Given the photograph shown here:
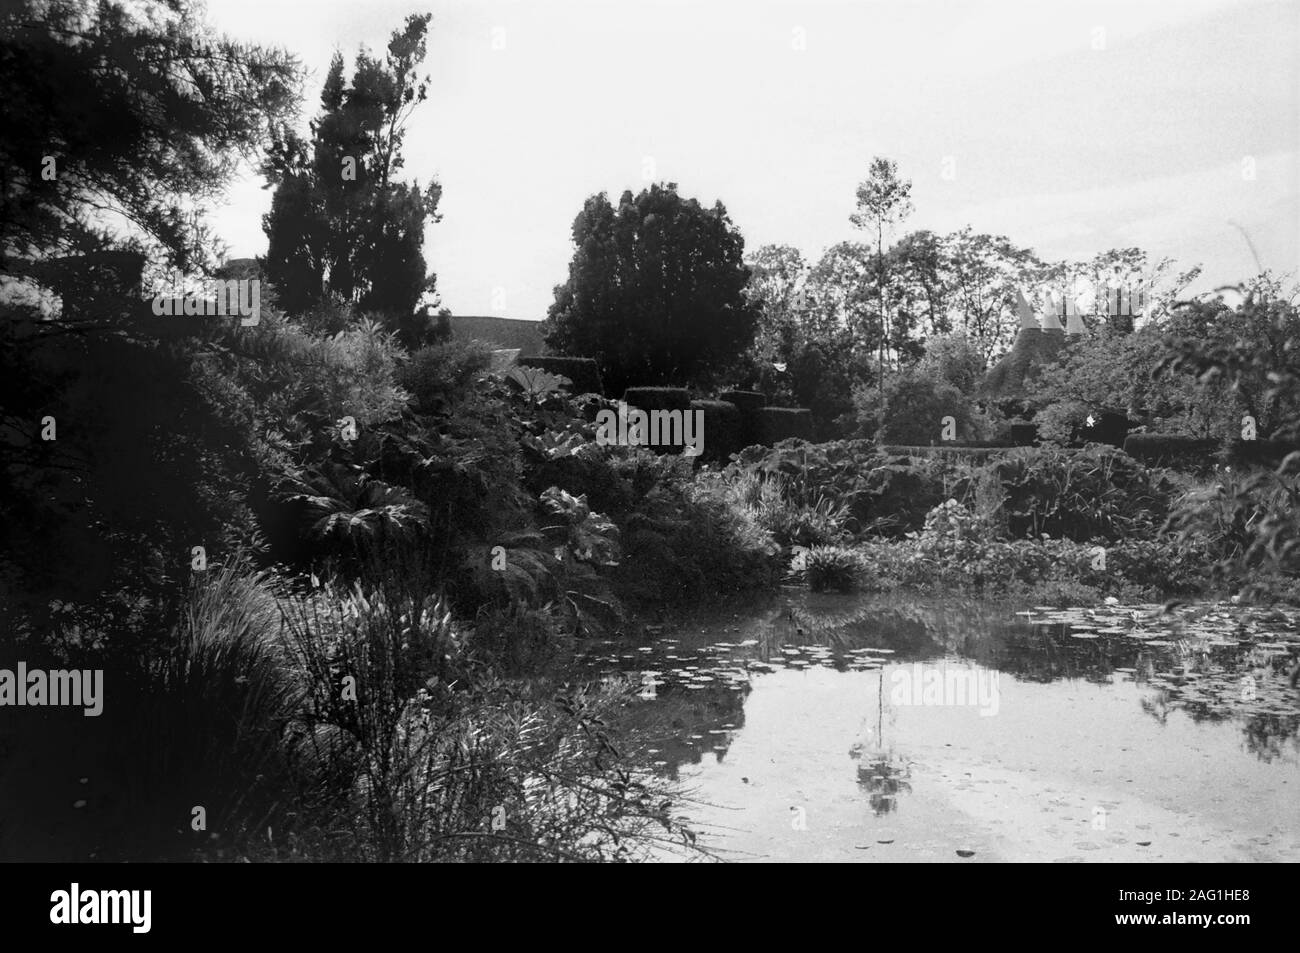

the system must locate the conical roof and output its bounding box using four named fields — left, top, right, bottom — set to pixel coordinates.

left=1014, top=289, right=1038, bottom=330
left=982, top=325, right=1066, bottom=399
